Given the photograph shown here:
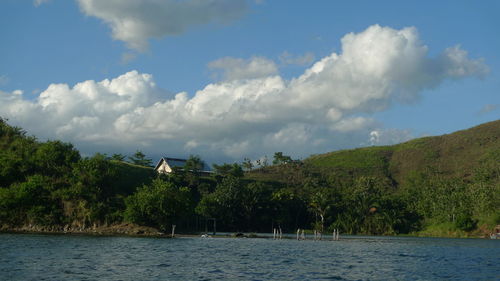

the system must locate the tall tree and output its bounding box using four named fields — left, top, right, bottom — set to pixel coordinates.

left=185, top=155, right=205, bottom=173
left=213, top=163, right=244, bottom=178
left=110, top=153, right=126, bottom=161
left=129, top=150, right=152, bottom=167
left=184, top=155, right=206, bottom=187
left=124, top=179, right=192, bottom=231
